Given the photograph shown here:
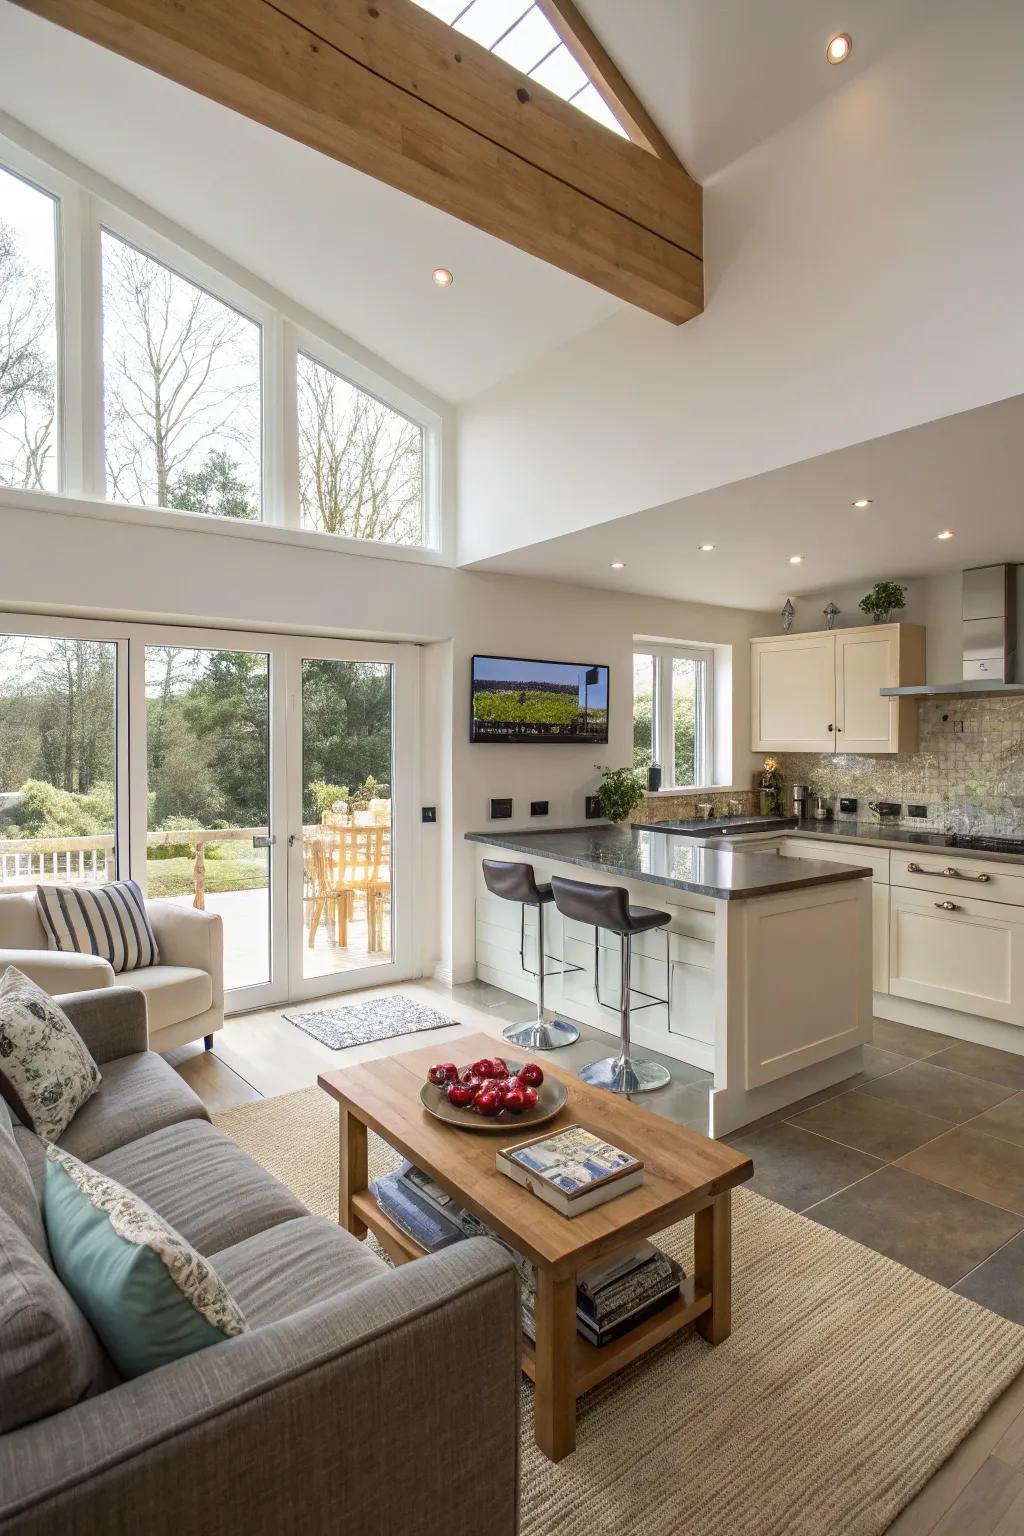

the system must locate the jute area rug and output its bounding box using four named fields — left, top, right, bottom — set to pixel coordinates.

left=213, top=1087, right=1024, bottom=1536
